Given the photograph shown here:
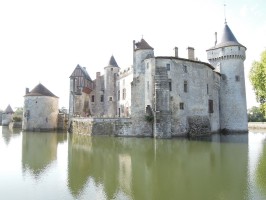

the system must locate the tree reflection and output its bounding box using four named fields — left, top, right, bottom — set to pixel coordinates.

left=67, top=134, right=249, bottom=200
left=21, top=132, right=67, bottom=178
left=256, top=142, right=266, bottom=195
left=1, top=126, right=21, bottom=145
